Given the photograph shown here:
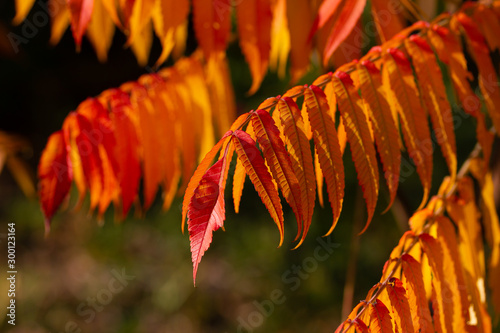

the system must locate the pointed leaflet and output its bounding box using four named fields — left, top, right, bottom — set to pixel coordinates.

left=434, top=216, right=470, bottom=332
left=67, top=0, right=94, bottom=48
left=86, top=0, right=115, bottom=62
left=252, top=109, right=303, bottom=237
left=182, top=131, right=232, bottom=232
left=105, top=89, right=141, bottom=218
left=426, top=24, right=494, bottom=164
left=356, top=59, right=400, bottom=210
left=332, top=72, right=378, bottom=233
left=236, top=0, right=272, bottom=94
left=77, top=98, right=119, bottom=218
left=381, top=48, right=432, bottom=209
left=232, top=130, right=284, bottom=246
left=314, top=150, right=324, bottom=208
left=384, top=277, right=414, bottom=332
left=49, top=0, right=70, bottom=46
left=188, top=156, right=228, bottom=285
left=322, top=0, right=366, bottom=65
left=419, top=233, right=454, bottom=333
left=286, top=0, right=313, bottom=82
left=277, top=97, right=315, bottom=246
left=405, top=35, right=457, bottom=184
left=130, top=21, right=153, bottom=66
left=230, top=114, right=255, bottom=214
left=304, top=85, right=344, bottom=235
left=368, top=299, right=394, bottom=333
left=152, top=0, right=188, bottom=64
left=454, top=13, right=500, bottom=133
left=13, top=0, right=36, bottom=25
left=126, top=0, right=155, bottom=46
left=63, top=113, right=103, bottom=212
left=193, top=0, right=231, bottom=59
left=38, top=131, right=72, bottom=231
left=401, top=254, right=433, bottom=333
